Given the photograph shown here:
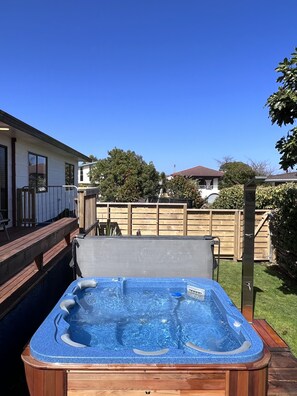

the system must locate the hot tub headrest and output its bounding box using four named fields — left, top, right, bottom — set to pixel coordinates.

left=73, top=236, right=216, bottom=279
